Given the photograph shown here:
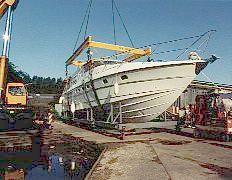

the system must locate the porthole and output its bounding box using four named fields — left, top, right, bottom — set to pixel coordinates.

left=121, top=75, right=128, bottom=80
left=103, top=79, right=108, bottom=84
